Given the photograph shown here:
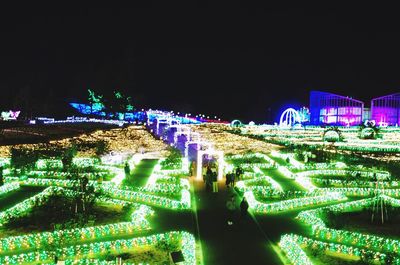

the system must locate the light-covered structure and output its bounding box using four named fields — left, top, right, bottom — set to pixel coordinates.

left=371, top=93, right=400, bottom=126
left=309, top=91, right=364, bottom=126
left=279, top=108, right=301, bottom=127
